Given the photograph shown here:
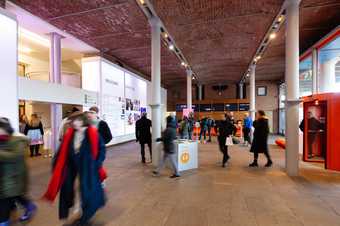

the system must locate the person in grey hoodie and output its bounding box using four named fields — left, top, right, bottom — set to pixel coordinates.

left=153, top=115, right=180, bottom=178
